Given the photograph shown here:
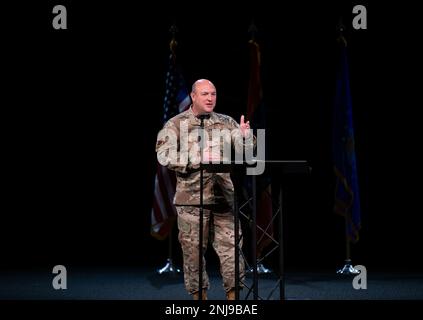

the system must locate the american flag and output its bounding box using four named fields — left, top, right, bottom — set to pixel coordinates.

left=151, top=38, right=190, bottom=240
